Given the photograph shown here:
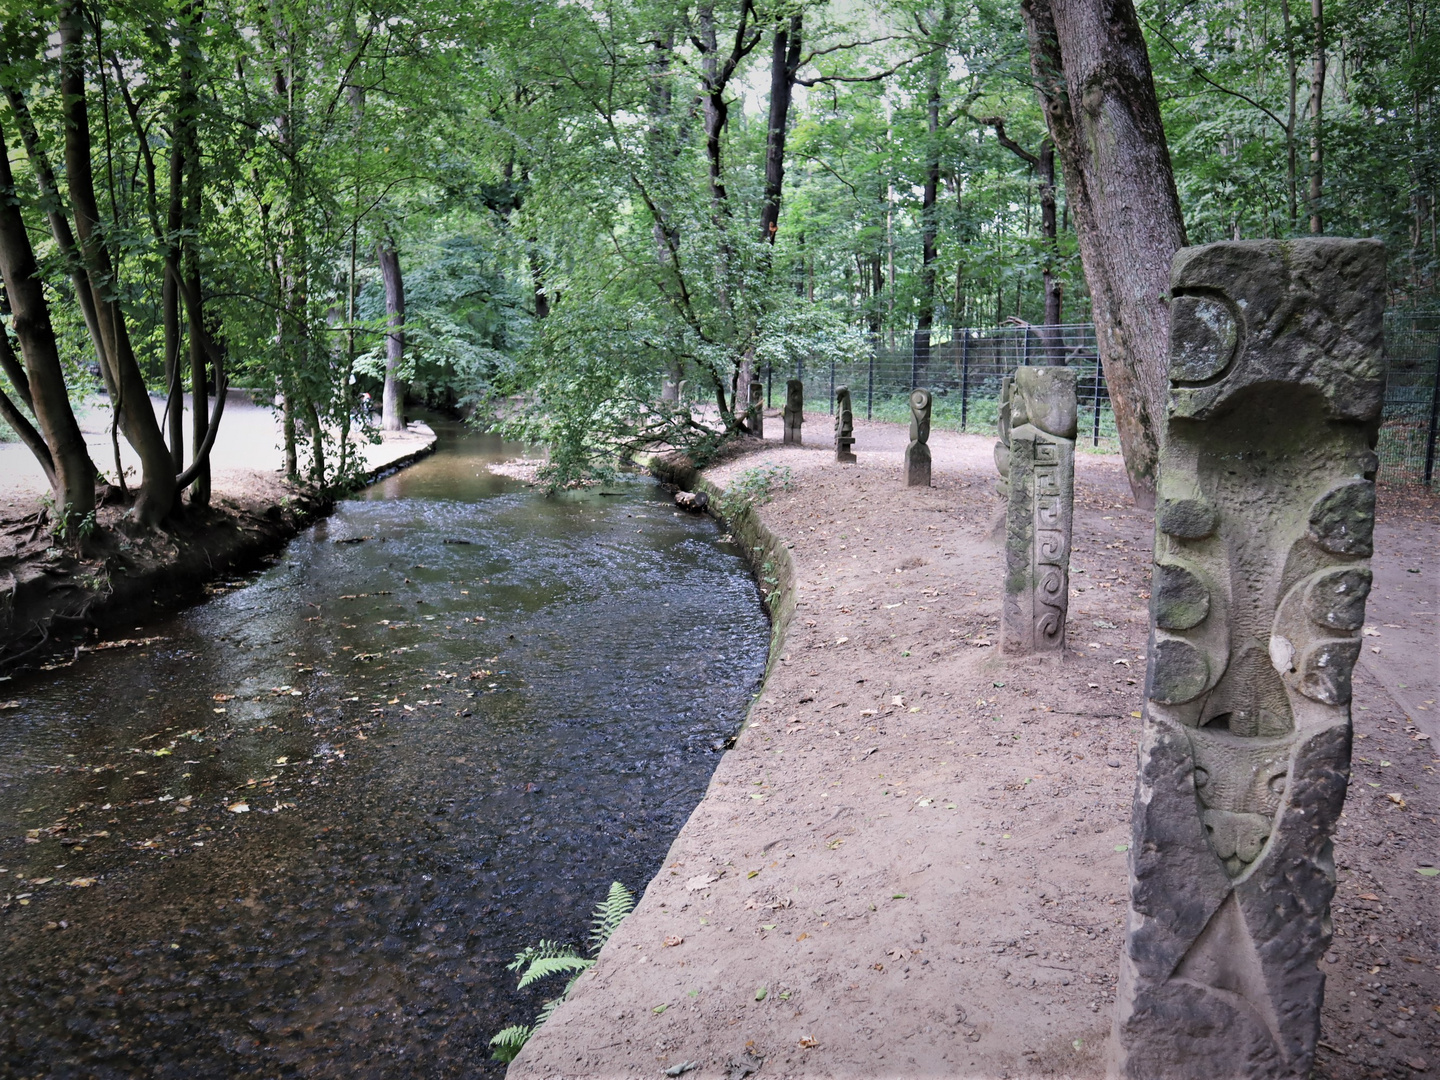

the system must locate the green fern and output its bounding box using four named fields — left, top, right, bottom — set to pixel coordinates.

left=488, top=881, right=636, bottom=1062
left=516, top=953, right=594, bottom=990
left=589, top=881, right=637, bottom=953
left=488, top=1024, right=534, bottom=1063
